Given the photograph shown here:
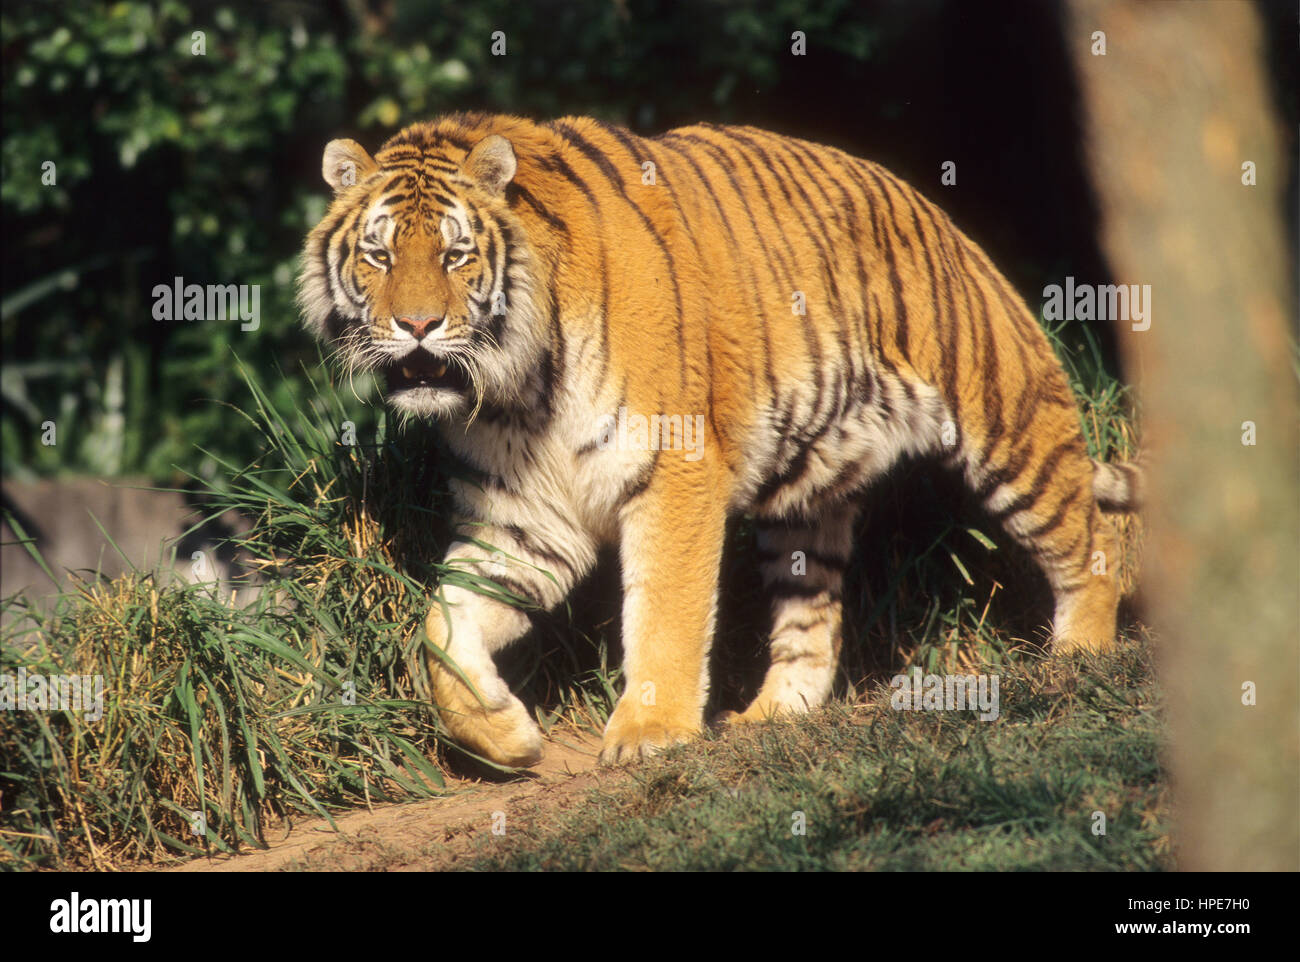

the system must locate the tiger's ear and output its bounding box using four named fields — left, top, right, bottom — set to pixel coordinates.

left=322, top=139, right=376, bottom=193
left=463, top=135, right=516, bottom=195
